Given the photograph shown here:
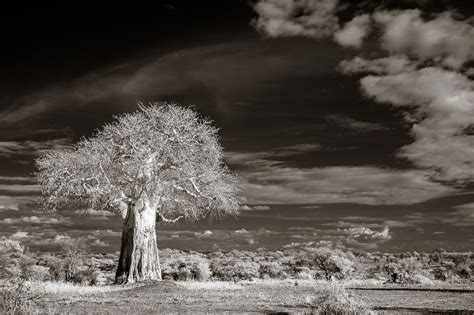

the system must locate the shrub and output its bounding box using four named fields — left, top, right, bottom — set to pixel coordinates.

left=294, top=266, right=314, bottom=280
left=41, top=255, right=65, bottom=281
left=61, top=241, right=85, bottom=282
left=298, top=247, right=354, bottom=280
left=0, top=239, right=24, bottom=254
left=1, top=277, right=42, bottom=314
left=71, top=267, right=100, bottom=285
left=455, top=264, right=471, bottom=279
left=161, top=250, right=210, bottom=281
left=383, top=259, right=423, bottom=284
left=210, top=255, right=259, bottom=281
left=27, top=265, right=50, bottom=282
left=258, top=261, right=287, bottom=279
left=433, top=266, right=450, bottom=281
left=308, top=281, right=371, bottom=314
left=3, top=253, right=37, bottom=281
